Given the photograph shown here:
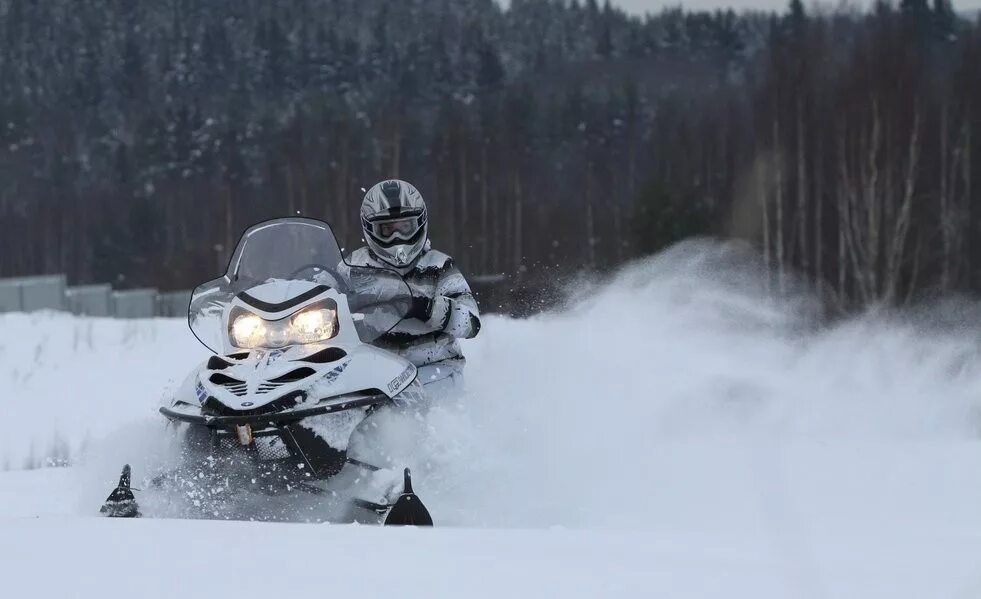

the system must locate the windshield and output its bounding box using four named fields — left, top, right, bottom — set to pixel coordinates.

left=188, top=217, right=410, bottom=353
